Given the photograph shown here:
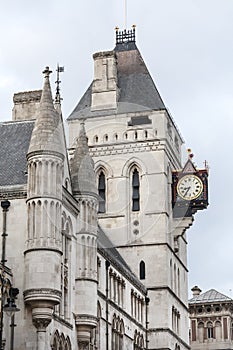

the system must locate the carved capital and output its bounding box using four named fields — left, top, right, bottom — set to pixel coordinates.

left=78, top=341, right=89, bottom=350
left=33, top=317, right=51, bottom=331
